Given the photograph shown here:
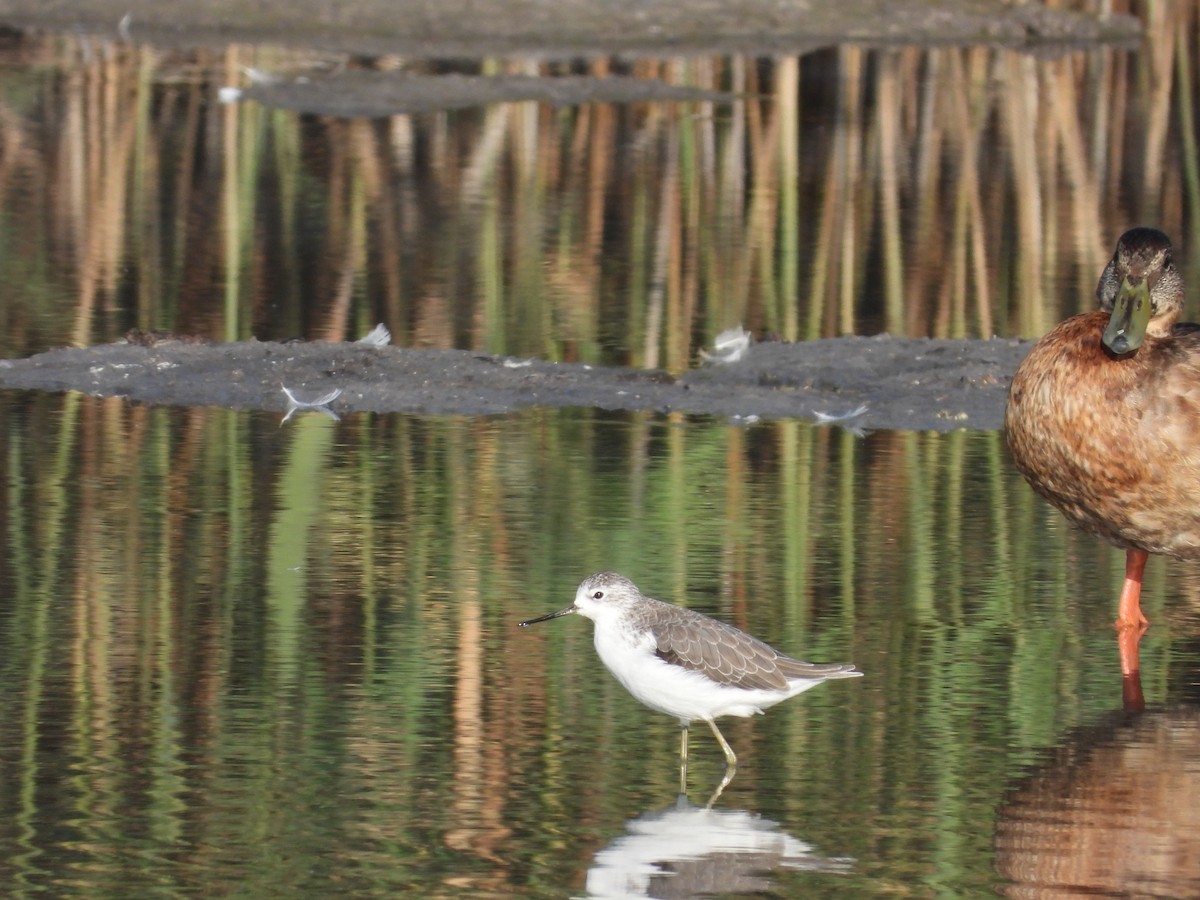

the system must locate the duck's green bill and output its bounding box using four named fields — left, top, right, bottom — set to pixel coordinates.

left=1102, top=276, right=1152, bottom=355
